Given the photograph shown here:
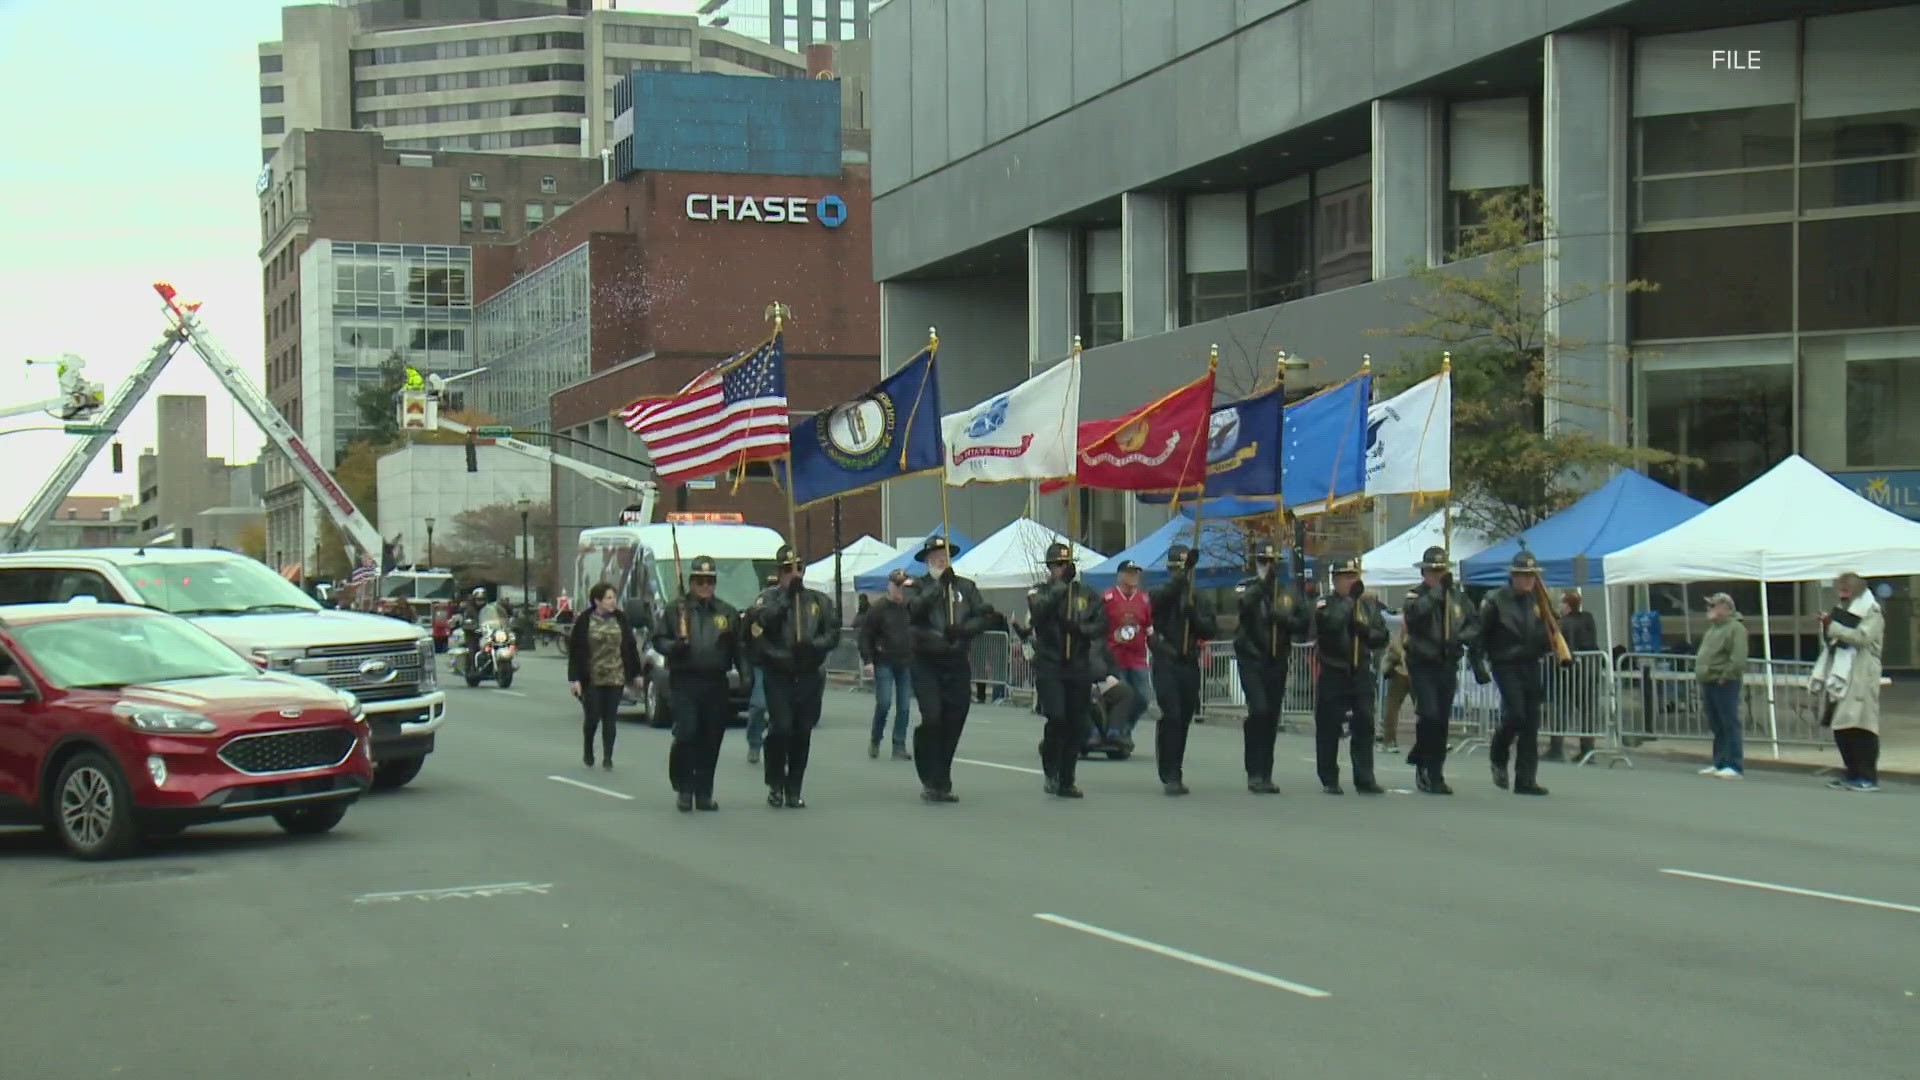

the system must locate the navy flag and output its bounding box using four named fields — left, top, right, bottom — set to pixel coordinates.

left=789, top=346, right=943, bottom=507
